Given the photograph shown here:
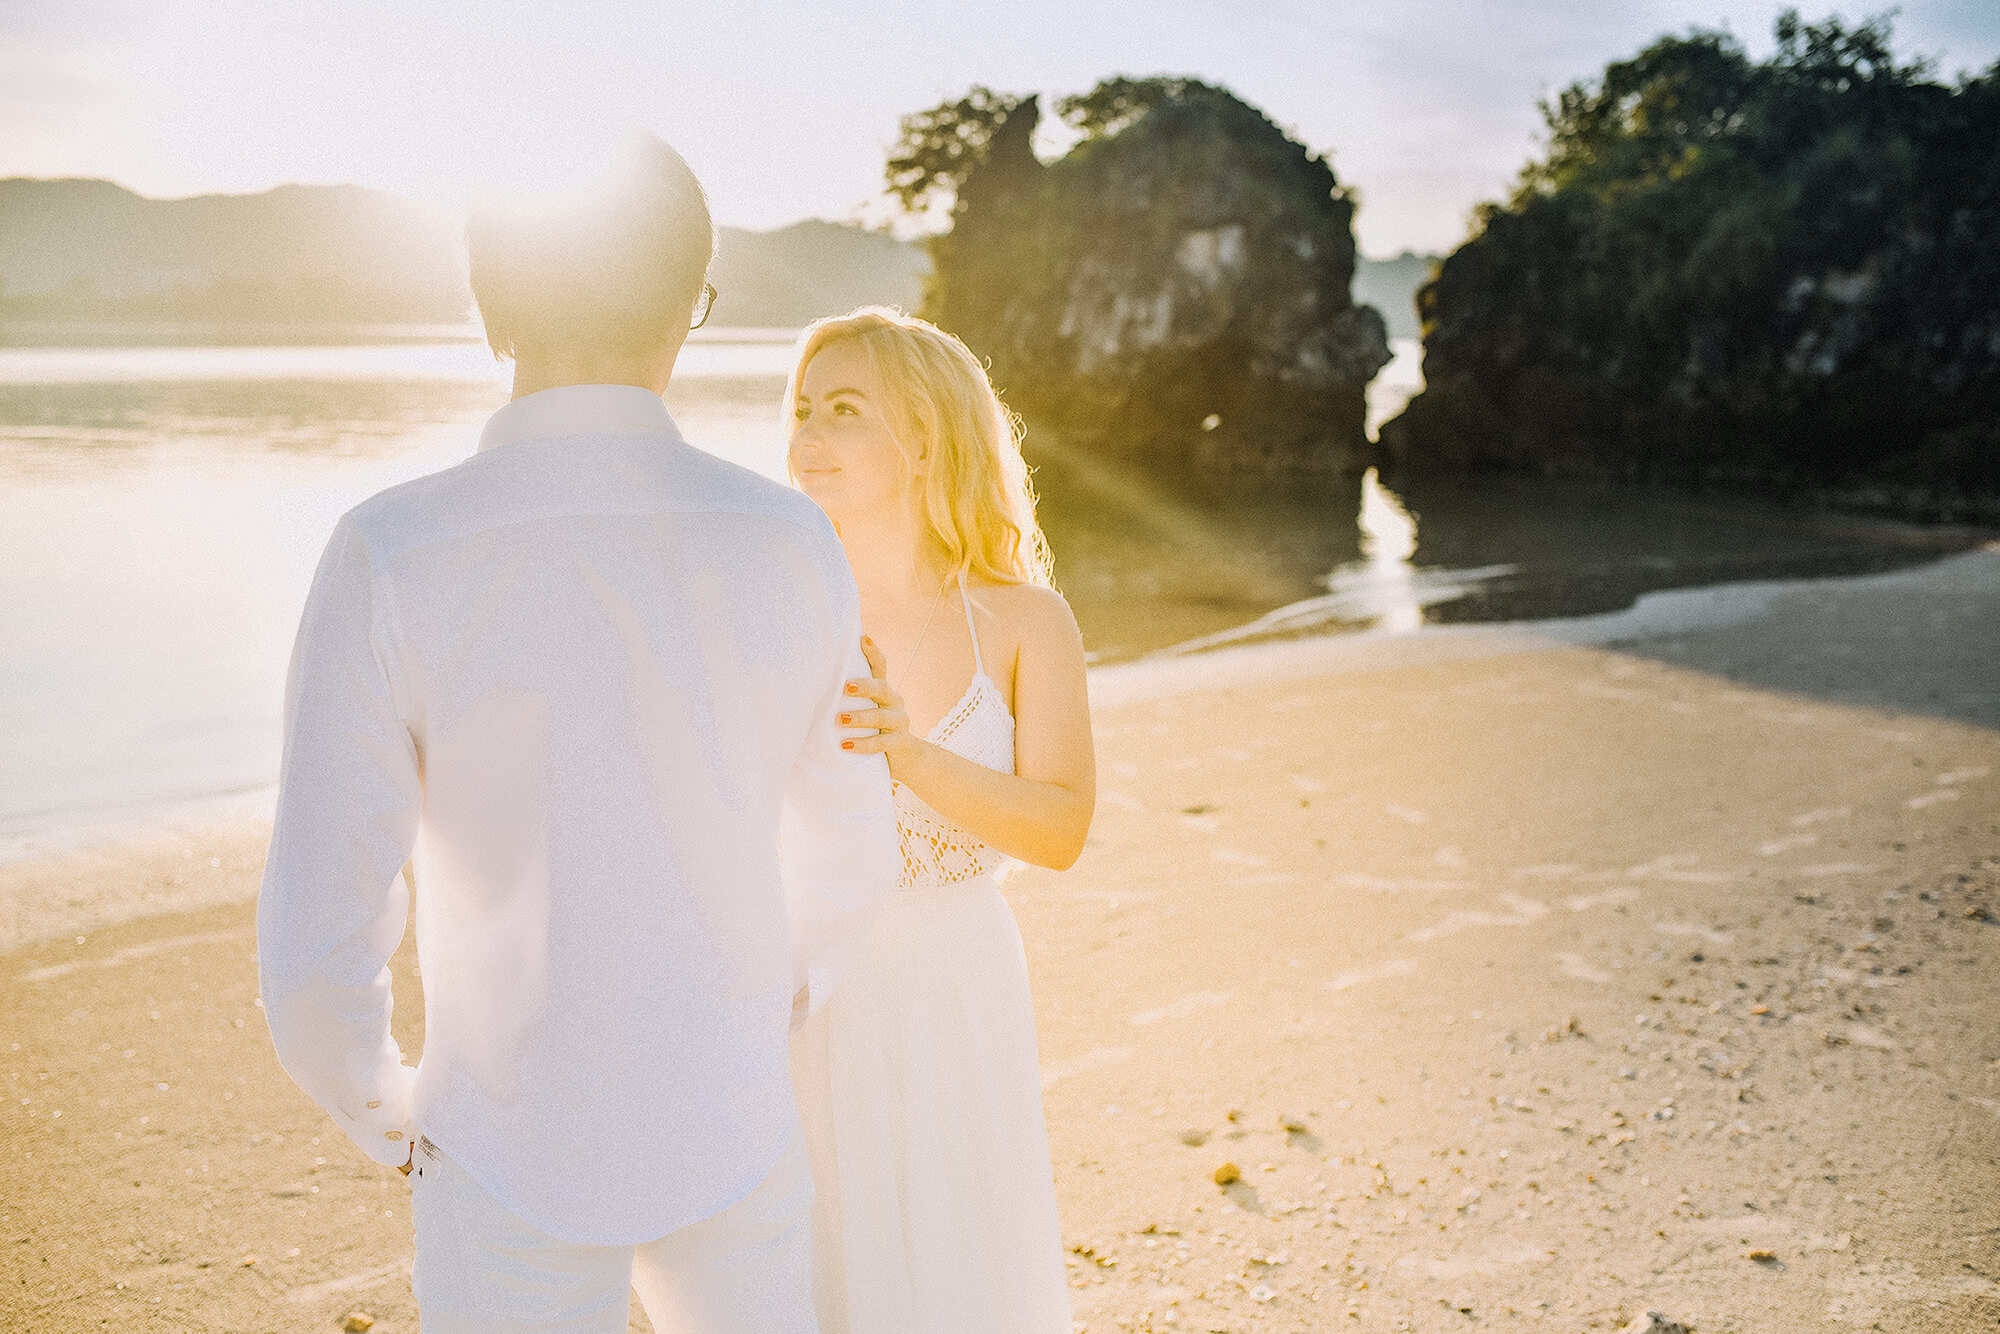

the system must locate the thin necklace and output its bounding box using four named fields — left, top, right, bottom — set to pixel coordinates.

left=897, top=571, right=953, bottom=690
